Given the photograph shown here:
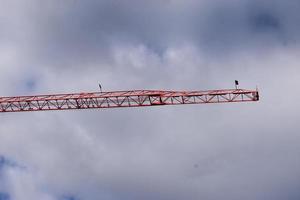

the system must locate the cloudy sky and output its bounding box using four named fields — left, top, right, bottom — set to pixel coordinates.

left=0, top=0, right=300, bottom=199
